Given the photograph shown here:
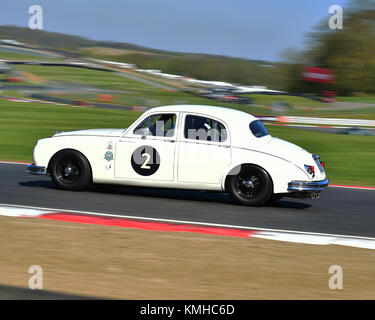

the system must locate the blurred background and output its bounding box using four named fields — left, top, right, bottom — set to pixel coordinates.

left=0, top=0, right=374, bottom=185
left=1, top=0, right=375, bottom=301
